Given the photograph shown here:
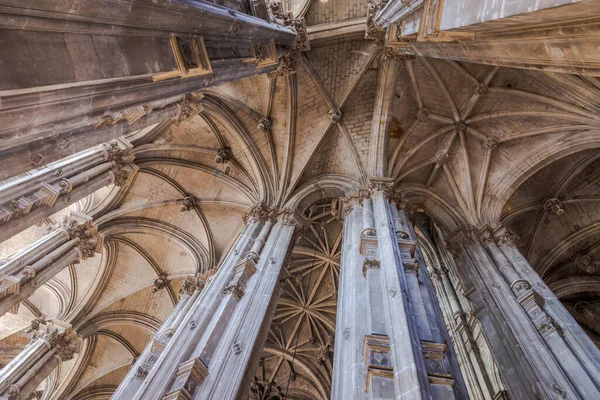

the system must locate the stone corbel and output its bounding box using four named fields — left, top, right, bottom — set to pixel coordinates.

left=362, top=334, right=393, bottom=391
